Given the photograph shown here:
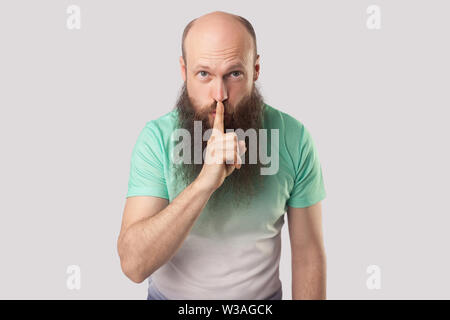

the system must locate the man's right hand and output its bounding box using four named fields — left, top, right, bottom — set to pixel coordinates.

left=196, top=100, right=247, bottom=193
